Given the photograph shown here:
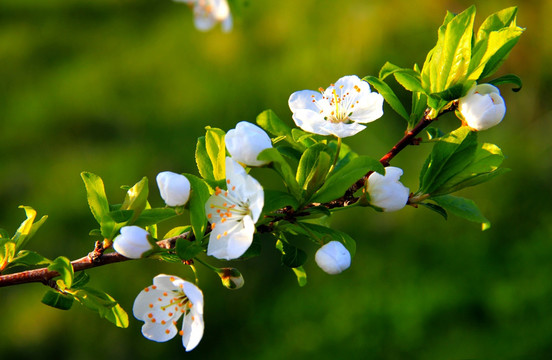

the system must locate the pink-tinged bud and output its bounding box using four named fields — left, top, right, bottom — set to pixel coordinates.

left=458, top=84, right=506, bottom=131
left=315, top=241, right=351, bottom=275
left=156, top=171, right=191, bottom=207
left=225, top=121, right=272, bottom=167
left=113, top=226, right=153, bottom=259
left=366, top=166, right=410, bottom=212
left=218, top=268, right=244, bottom=290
